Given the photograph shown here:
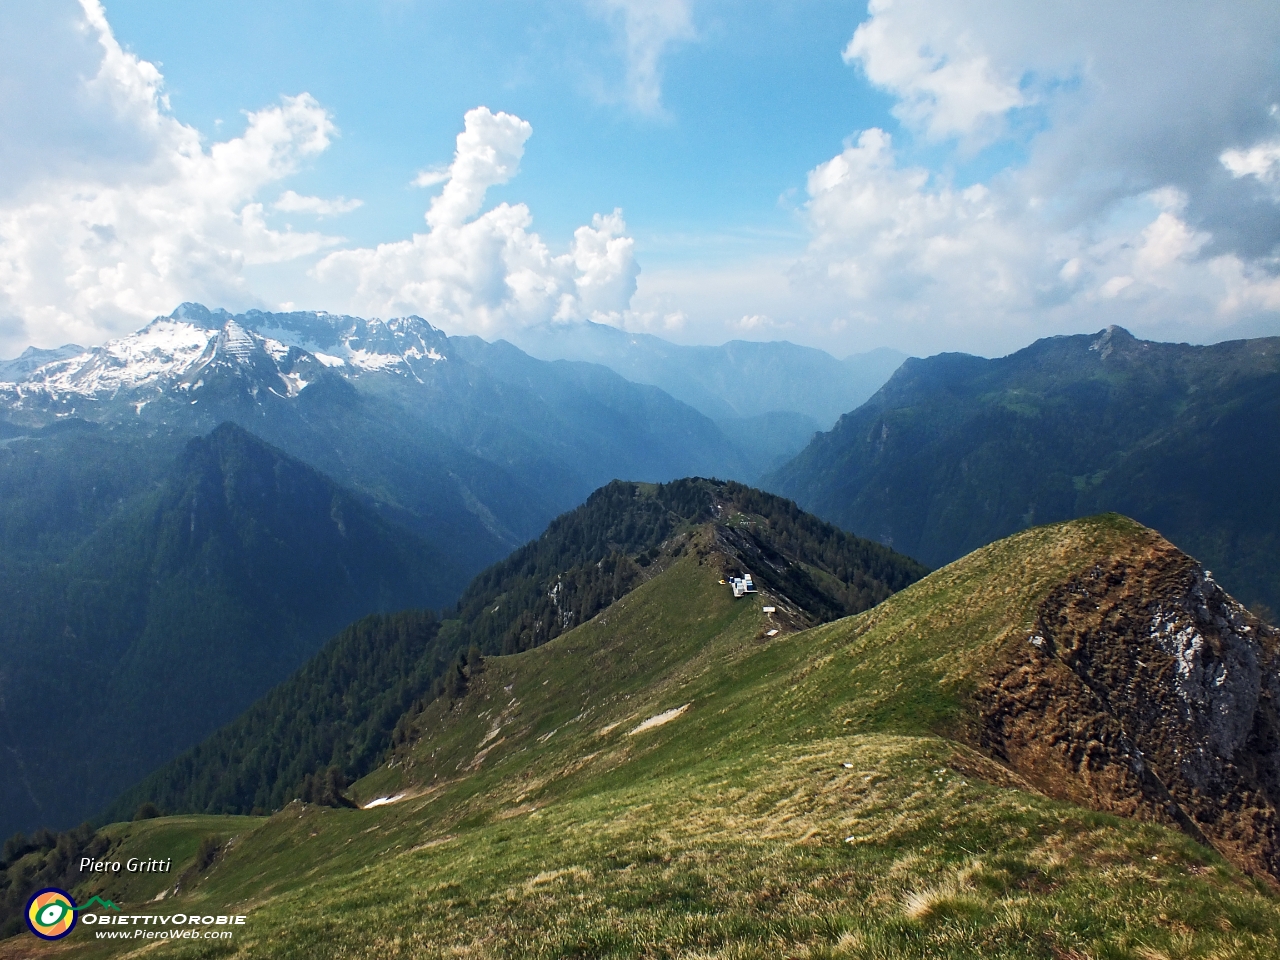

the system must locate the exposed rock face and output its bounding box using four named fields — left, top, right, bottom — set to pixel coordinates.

left=978, top=540, right=1280, bottom=881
